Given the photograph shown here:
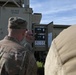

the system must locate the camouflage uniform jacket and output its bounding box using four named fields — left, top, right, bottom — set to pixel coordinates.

left=24, top=40, right=34, bottom=53
left=0, top=36, right=37, bottom=75
left=45, top=25, right=76, bottom=75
